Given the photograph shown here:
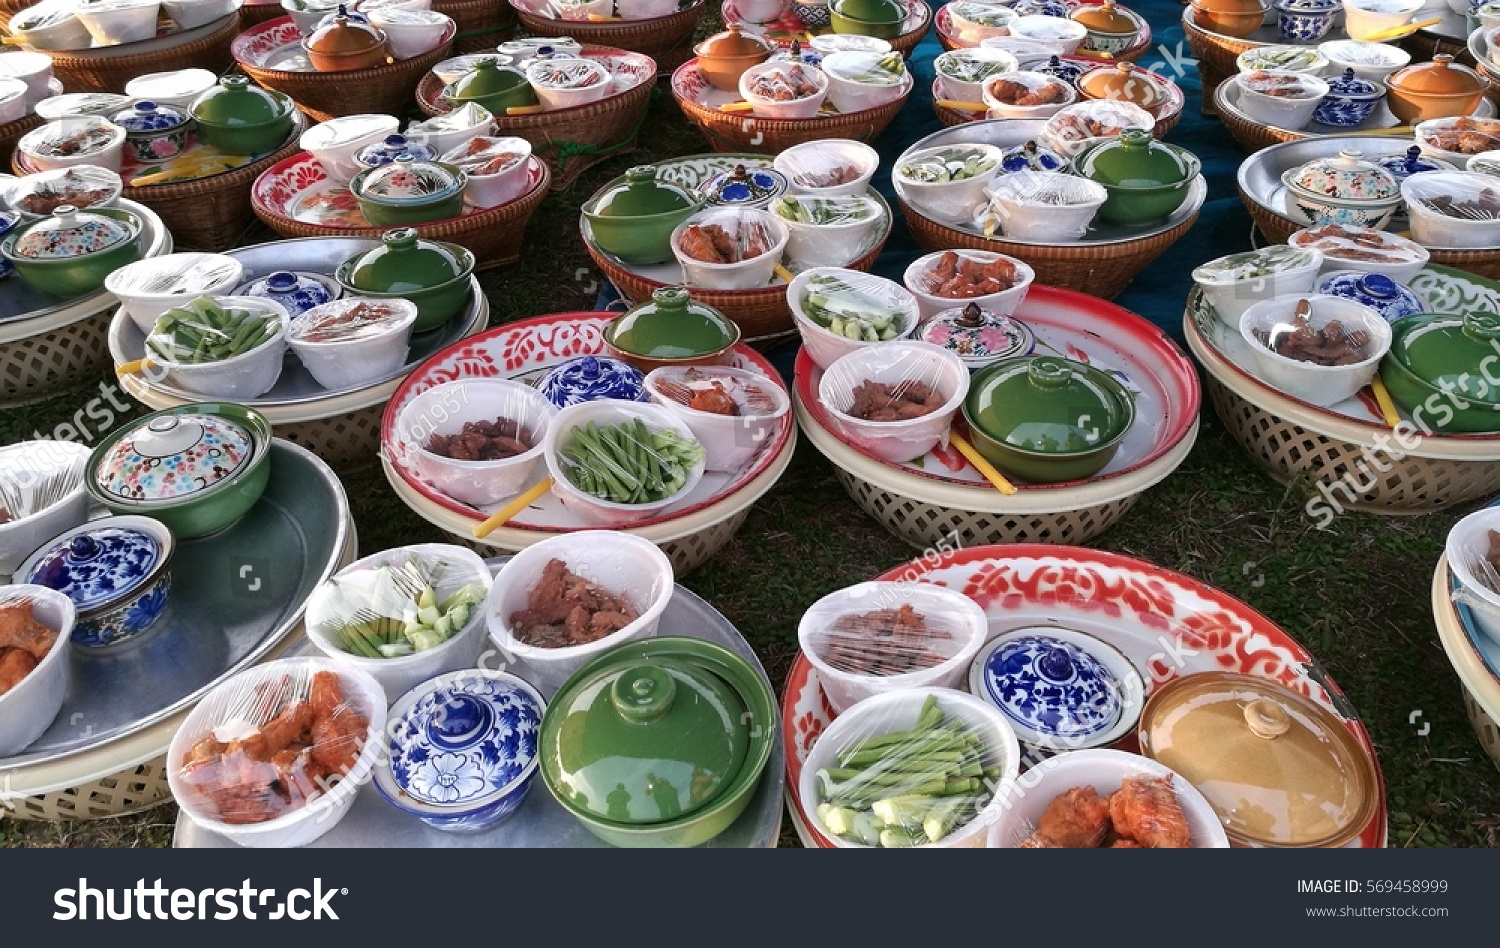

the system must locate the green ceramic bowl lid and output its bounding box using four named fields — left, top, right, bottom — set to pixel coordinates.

left=1077, top=129, right=1200, bottom=188
left=541, top=657, right=750, bottom=824
left=1387, top=311, right=1500, bottom=403
left=590, top=165, right=700, bottom=218
left=965, top=355, right=1133, bottom=455
left=94, top=412, right=254, bottom=502
left=446, top=58, right=531, bottom=101
left=190, top=75, right=287, bottom=127
left=605, top=287, right=740, bottom=359
left=834, top=0, right=904, bottom=23
left=12, top=206, right=134, bottom=260
left=345, top=228, right=468, bottom=292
